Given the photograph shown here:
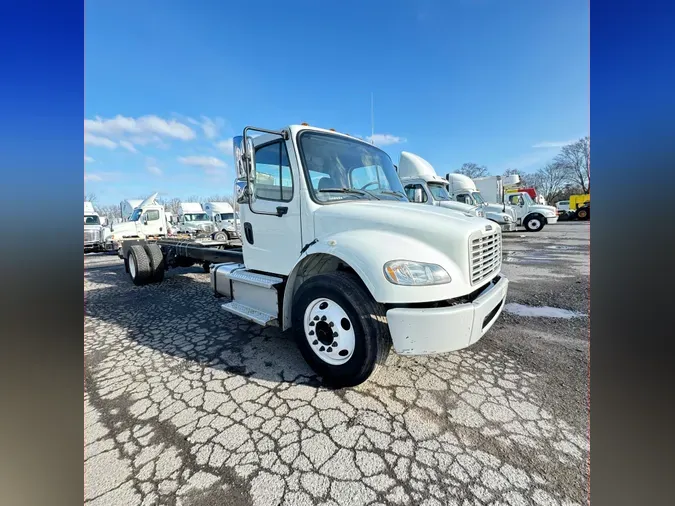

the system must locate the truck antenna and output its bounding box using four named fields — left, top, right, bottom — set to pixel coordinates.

left=370, top=92, right=375, bottom=145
